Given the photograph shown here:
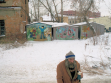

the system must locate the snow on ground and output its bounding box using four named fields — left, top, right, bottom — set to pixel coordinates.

left=0, top=33, right=111, bottom=83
